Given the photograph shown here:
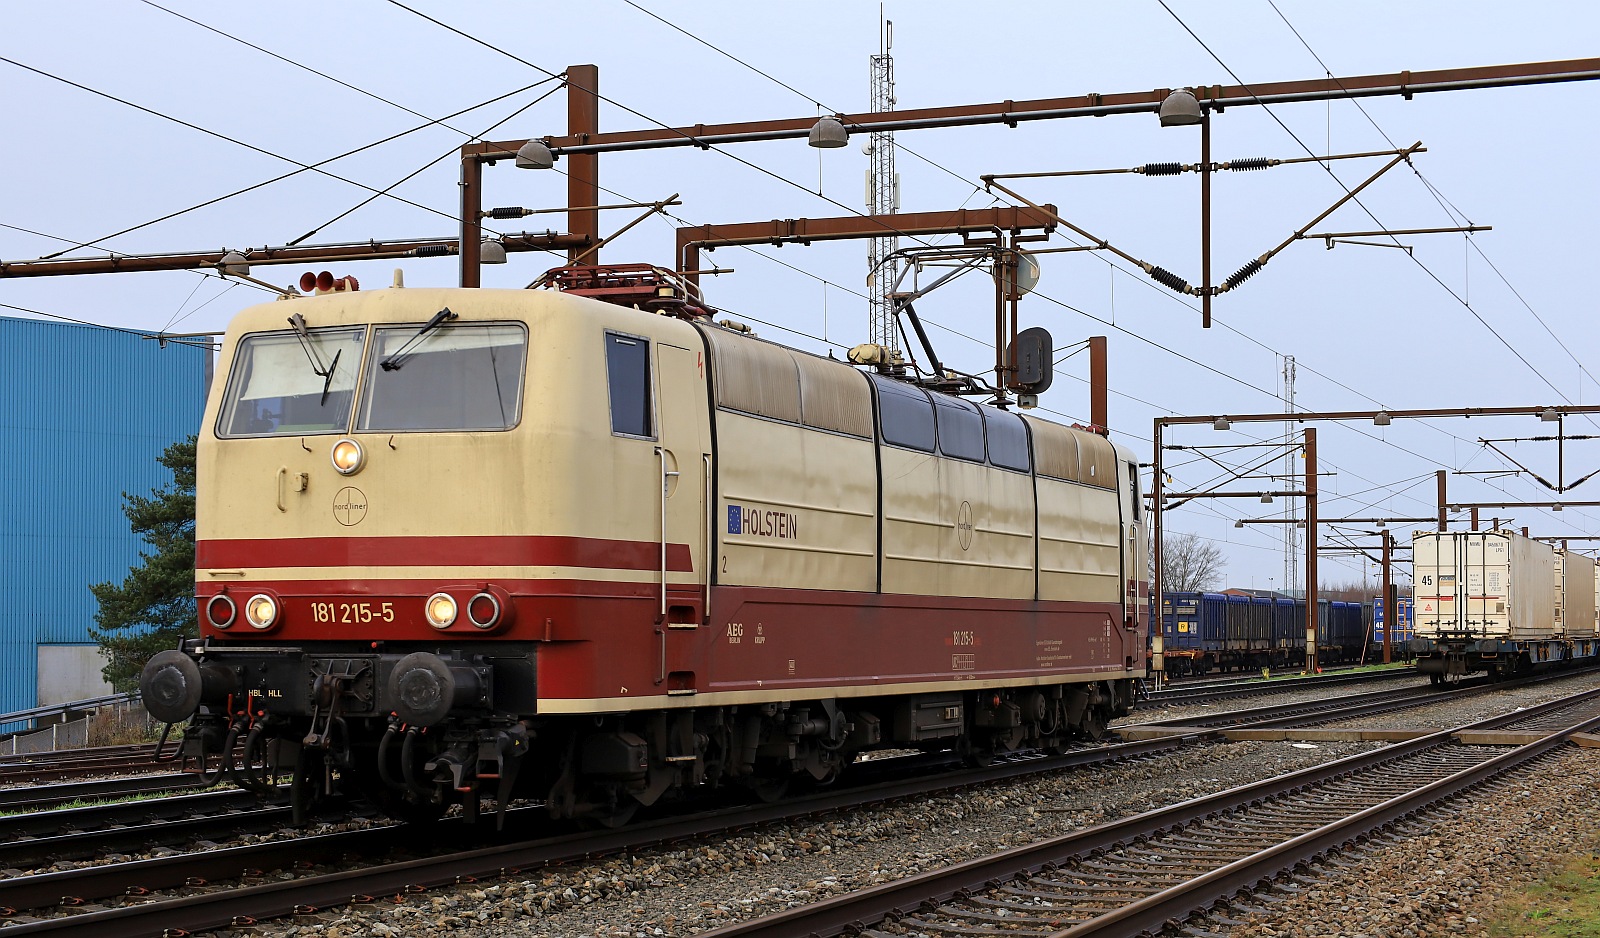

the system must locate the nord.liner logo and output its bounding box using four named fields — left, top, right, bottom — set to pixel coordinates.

left=333, top=487, right=368, bottom=526
left=727, top=504, right=799, bottom=539
left=957, top=501, right=974, bottom=551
